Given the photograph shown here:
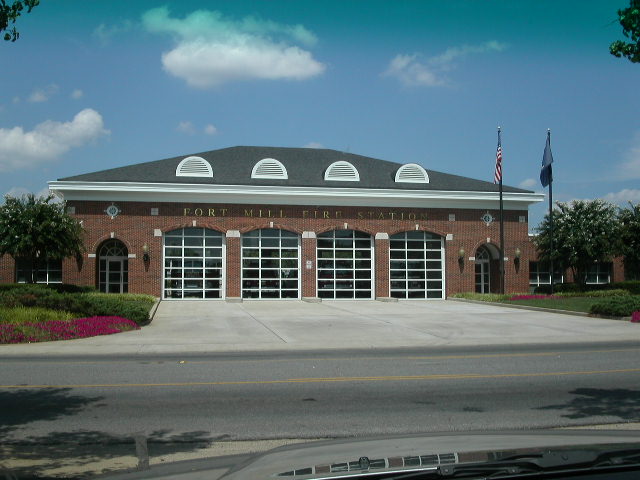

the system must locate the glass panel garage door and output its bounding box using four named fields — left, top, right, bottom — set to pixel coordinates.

left=242, top=229, right=299, bottom=299
left=317, top=230, right=373, bottom=299
left=390, top=231, right=444, bottom=299
left=164, top=228, right=224, bottom=299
